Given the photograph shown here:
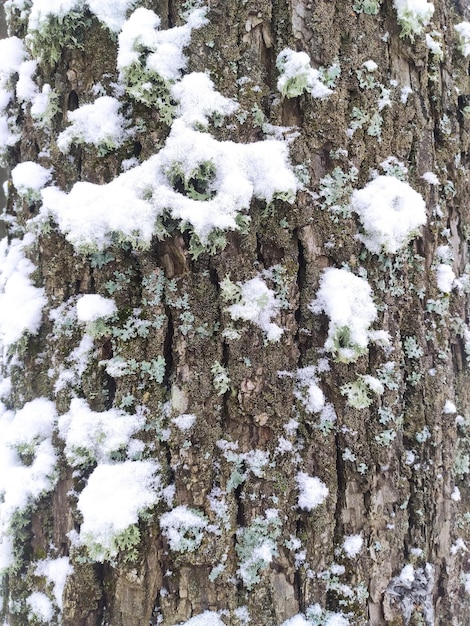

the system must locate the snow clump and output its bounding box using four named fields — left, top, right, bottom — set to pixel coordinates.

left=310, top=267, right=385, bottom=363
left=455, top=22, right=470, bottom=57
left=351, top=175, right=427, bottom=254
left=393, top=0, right=434, bottom=40
left=160, top=505, right=208, bottom=553
left=225, top=276, right=284, bottom=342
left=11, top=161, right=52, bottom=199
left=76, top=460, right=161, bottom=561
left=343, top=534, right=363, bottom=558
left=296, top=472, right=329, bottom=510
left=76, top=294, right=117, bottom=323
left=276, top=48, right=332, bottom=99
